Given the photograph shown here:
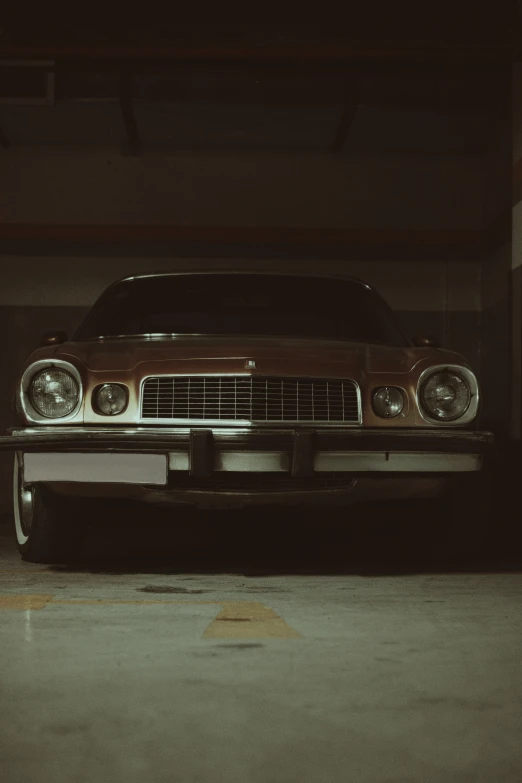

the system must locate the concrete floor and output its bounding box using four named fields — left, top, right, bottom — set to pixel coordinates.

left=1, top=510, right=522, bottom=783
